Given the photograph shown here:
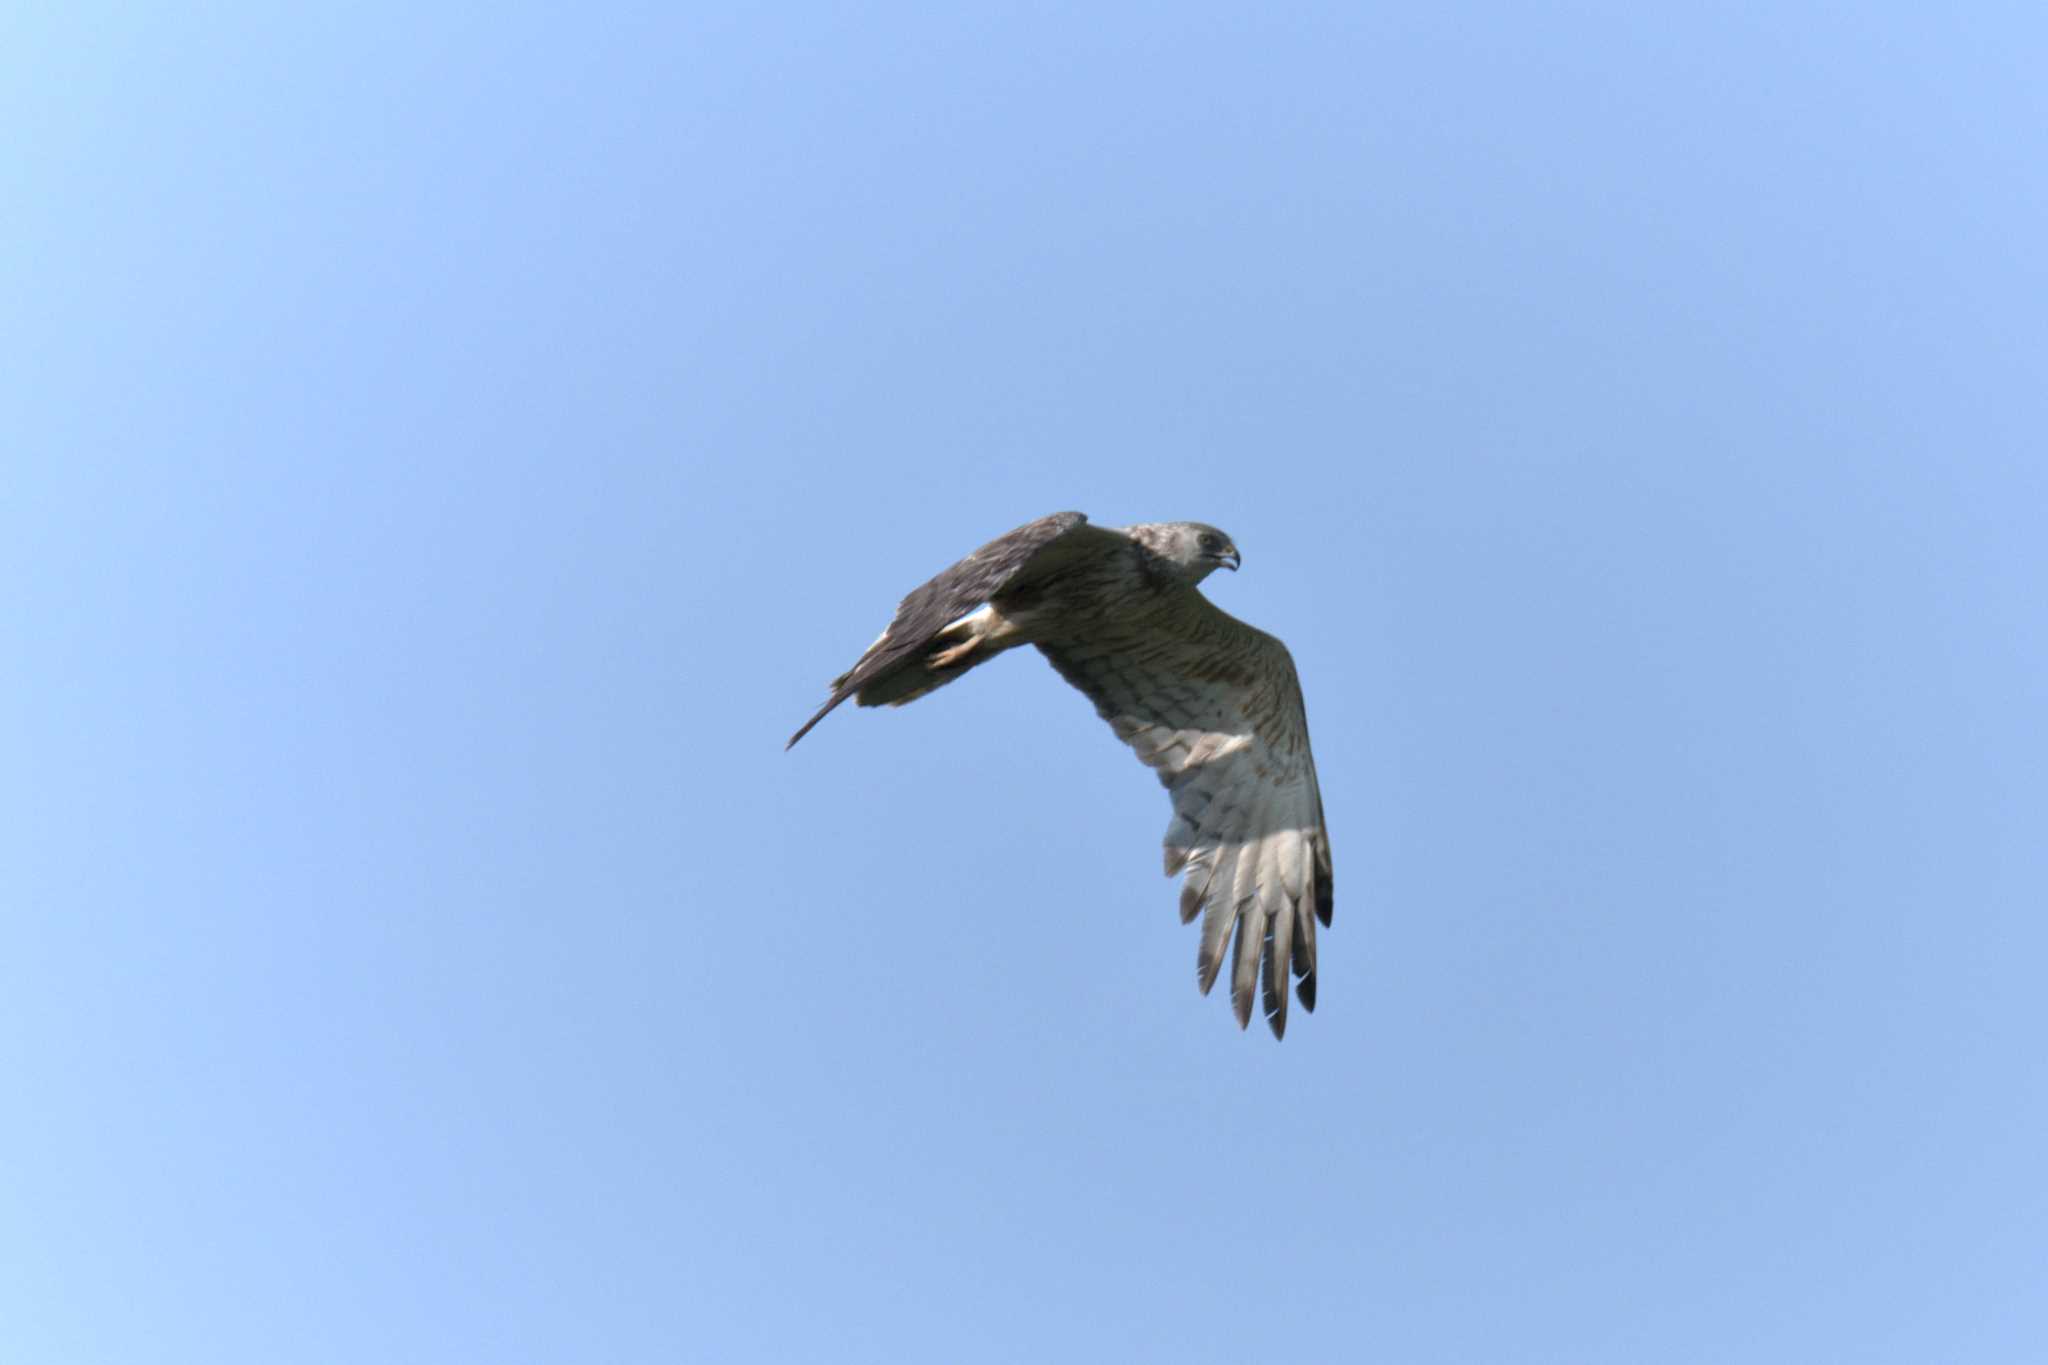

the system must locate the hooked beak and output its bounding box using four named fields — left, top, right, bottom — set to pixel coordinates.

left=1217, top=547, right=1241, bottom=571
